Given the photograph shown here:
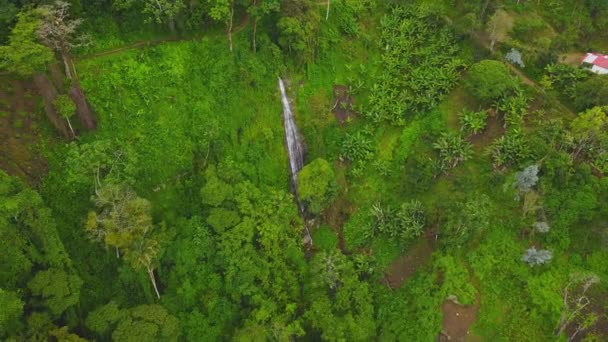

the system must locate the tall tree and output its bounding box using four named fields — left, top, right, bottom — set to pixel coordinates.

left=208, top=0, right=236, bottom=51
left=247, top=0, right=279, bottom=52
left=38, top=0, right=97, bottom=130
left=86, top=183, right=162, bottom=298
left=112, top=0, right=185, bottom=32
